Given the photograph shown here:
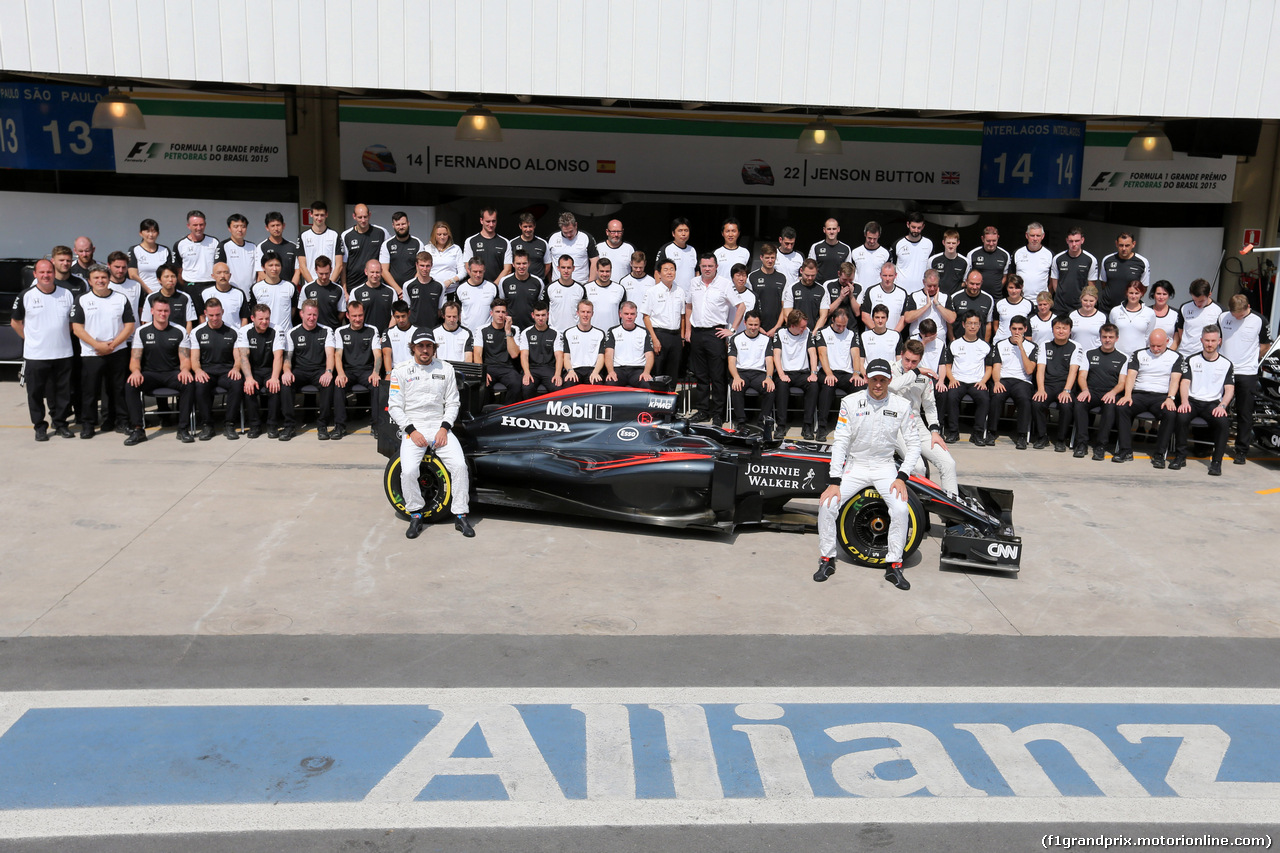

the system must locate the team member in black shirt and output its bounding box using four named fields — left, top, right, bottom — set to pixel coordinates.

left=331, top=300, right=382, bottom=440
left=235, top=304, right=285, bottom=438
left=70, top=265, right=135, bottom=439
left=281, top=300, right=336, bottom=441
left=143, top=263, right=197, bottom=332
left=1173, top=325, right=1234, bottom=475
left=257, top=211, right=300, bottom=285
left=748, top=242, right=787, bottom=335
left=124, top=296, right=195, bottom=445
left=348, top=259, right=396, bottom=334
left=500, top=250, right=547, bottom=330
left=190, top=297, right=244, bottom=440
left=402, top=252, right=444, bottom=331
left=341, top=204, right=390, bottom=292
left=379, top=210, right=425, bottom=293
left=928, top=230, right=968, bottom=295
left=297, top=256, right=347, bottom=329
left=965, top=226, right=1011, bottom=299
left=949, top=271, right=995, bottom=341
left=1032, top=315, right=1084, bottom=451
left=517, top=303, right=558, bottom=398
left=1073, top=324, right=1129, bottom=459
left=474, top=298, right=522, bottom=403
left=503, top=212, right=551, bottom=281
